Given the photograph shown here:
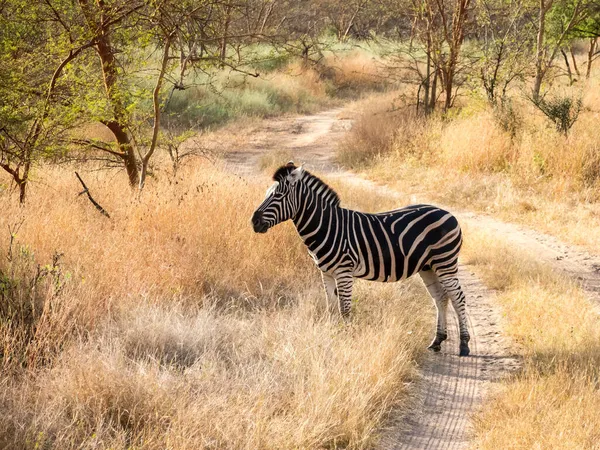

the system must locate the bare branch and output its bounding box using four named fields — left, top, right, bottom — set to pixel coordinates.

left=75, top=172, right=111, bottom=218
